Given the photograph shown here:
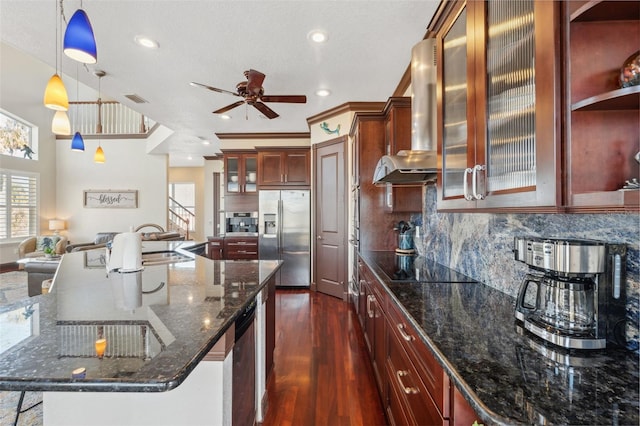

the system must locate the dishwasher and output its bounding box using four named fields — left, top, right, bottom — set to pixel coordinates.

left=232, top=299, right=256, bottom=426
